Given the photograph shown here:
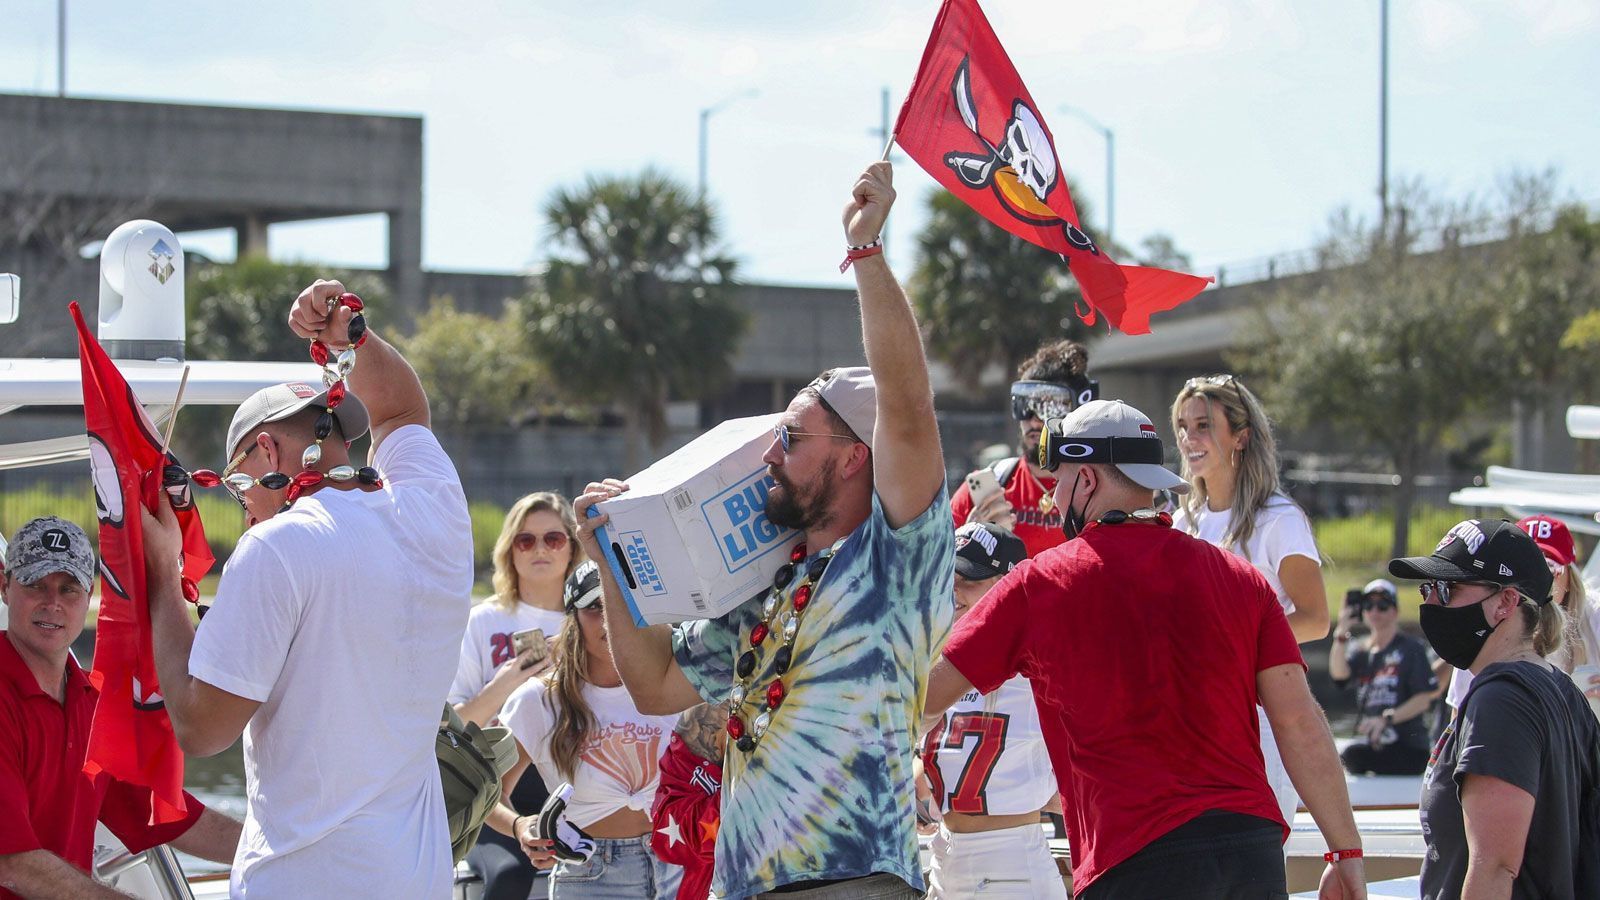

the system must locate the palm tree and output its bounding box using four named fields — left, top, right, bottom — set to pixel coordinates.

left=515, top=169, right=747, bottom=470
